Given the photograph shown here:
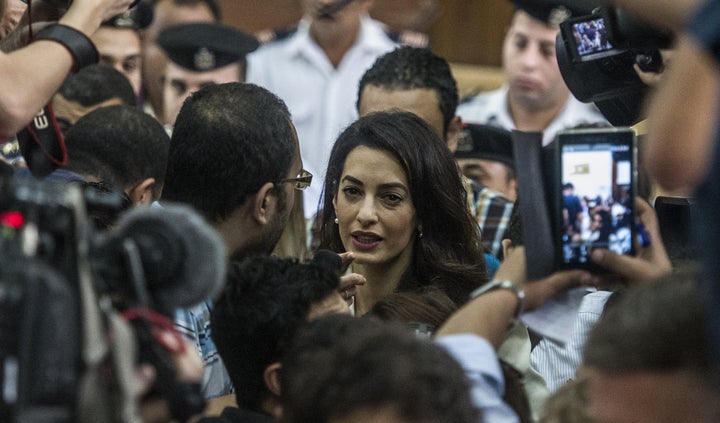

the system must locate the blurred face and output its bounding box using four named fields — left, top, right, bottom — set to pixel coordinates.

left=330, top=408, right=414, bottom=423
left=162, top=61, right=241, bottom=125
left=456, top=158, right=516, bottom=202
left=332, top=146, right=418, bottom=267
left=235, top=123, right=302, bottom=258
left=93, top=27, right=142, bottom=96
left=303, top=0, right=371, bottom=40
left=141, top=0, right=215, bottom=111
left=586, top=368, right=718, bottom=423
left=358, top=86, right=445, bottom=139
left=502, top=11, right=569, bottom=111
